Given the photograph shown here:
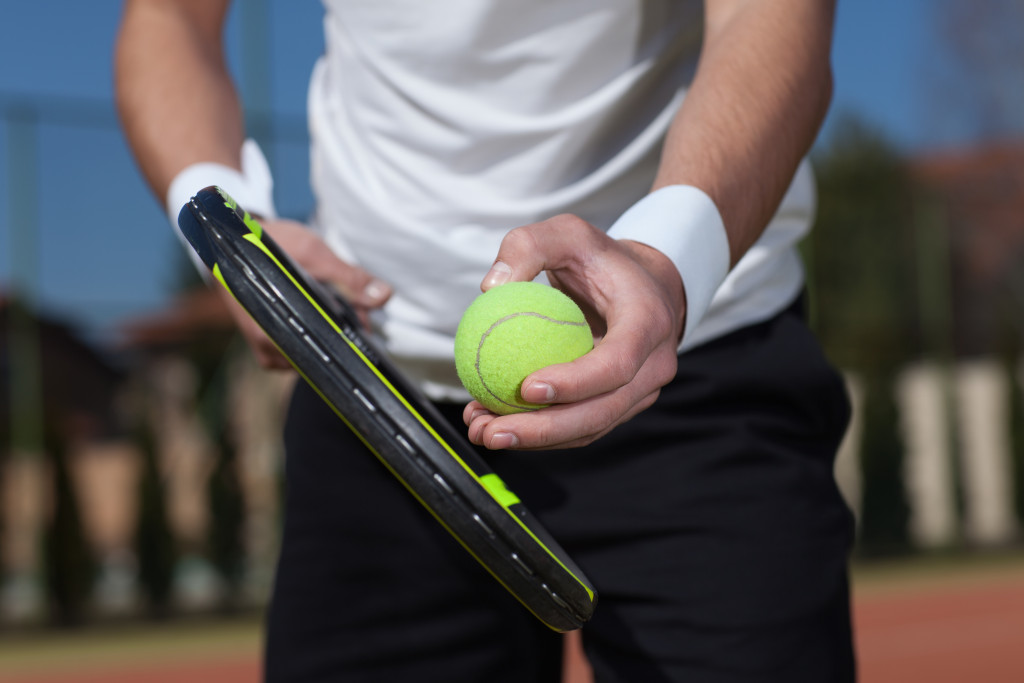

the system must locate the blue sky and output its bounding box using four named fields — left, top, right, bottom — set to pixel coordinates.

left=0, top=0, right=991, bottom=343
